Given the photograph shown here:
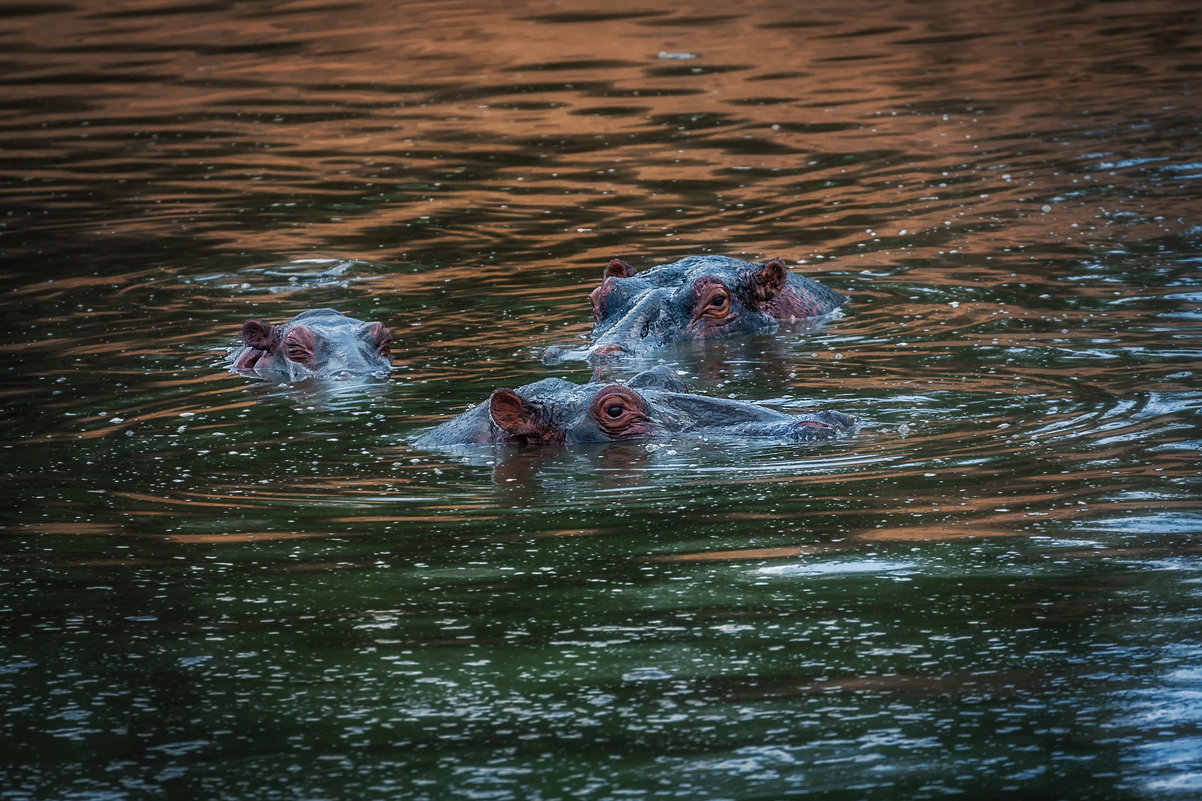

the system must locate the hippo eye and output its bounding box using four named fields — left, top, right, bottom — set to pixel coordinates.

left=283, top=327, right=316, bottom=364
left=694, top=284, right=732, bottom=321
left=591, top=387, right=647, bottom=434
